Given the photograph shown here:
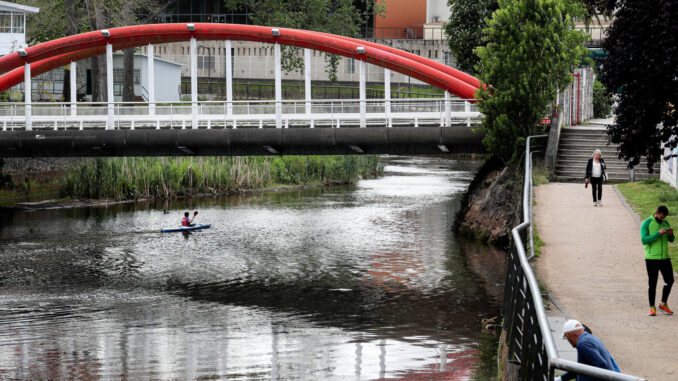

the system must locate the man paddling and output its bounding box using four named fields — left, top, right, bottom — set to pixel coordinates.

left=182, top=211, right=198, bottom=227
